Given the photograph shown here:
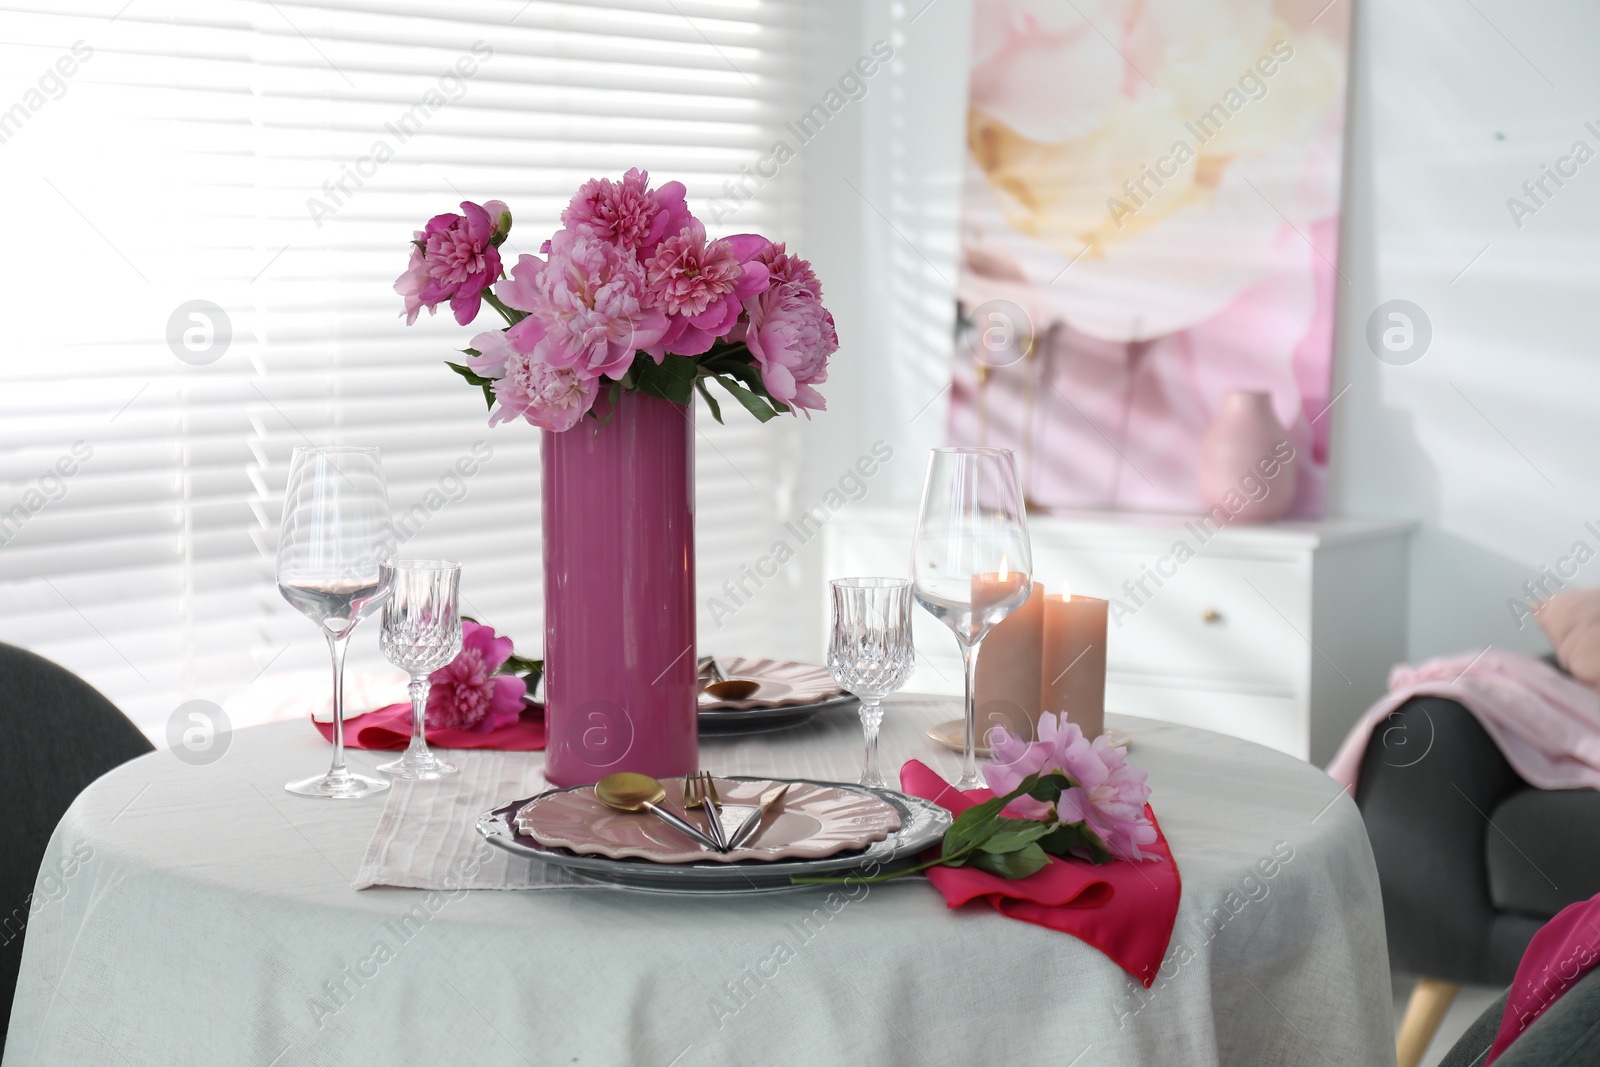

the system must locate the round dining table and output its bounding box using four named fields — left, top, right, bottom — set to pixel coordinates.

left=5, top=695, right=1394, bottom=1066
